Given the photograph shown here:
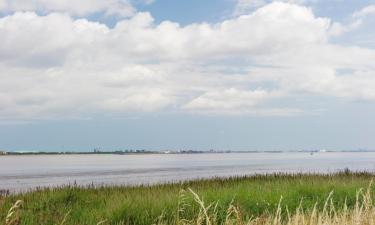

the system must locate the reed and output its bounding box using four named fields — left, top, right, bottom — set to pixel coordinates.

left=152, top=184, right=375, bottom=225
left=4, top=200, right=22, bottom=225
left=1, top=172, right=375, bottom=225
